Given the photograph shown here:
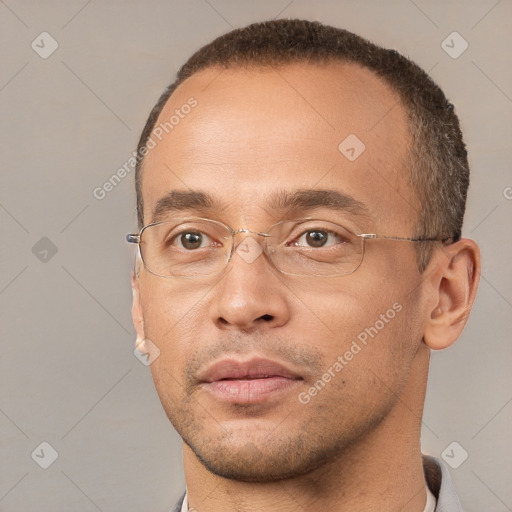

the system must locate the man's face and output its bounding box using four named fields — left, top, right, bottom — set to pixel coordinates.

left=134, top=62, right=430, bottom=480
